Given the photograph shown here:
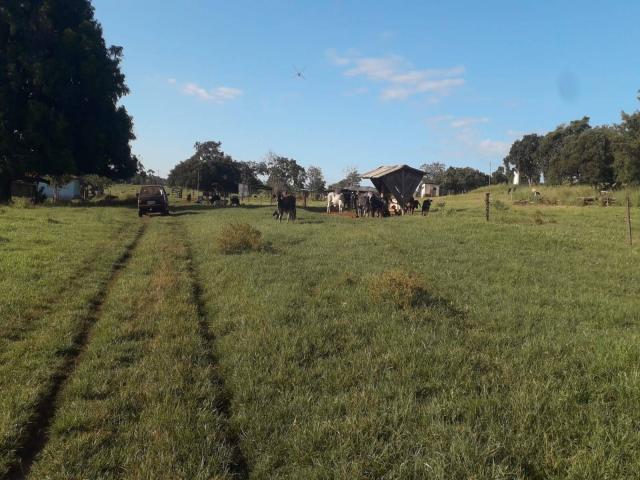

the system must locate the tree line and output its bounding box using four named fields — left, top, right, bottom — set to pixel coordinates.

left=0, top=0, right=139, bottom=200
left=167, top=141, right=332, bottom=197
left=503, top=94, right=640, bottom=186
left=420, top=162, right=493, bottom=194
